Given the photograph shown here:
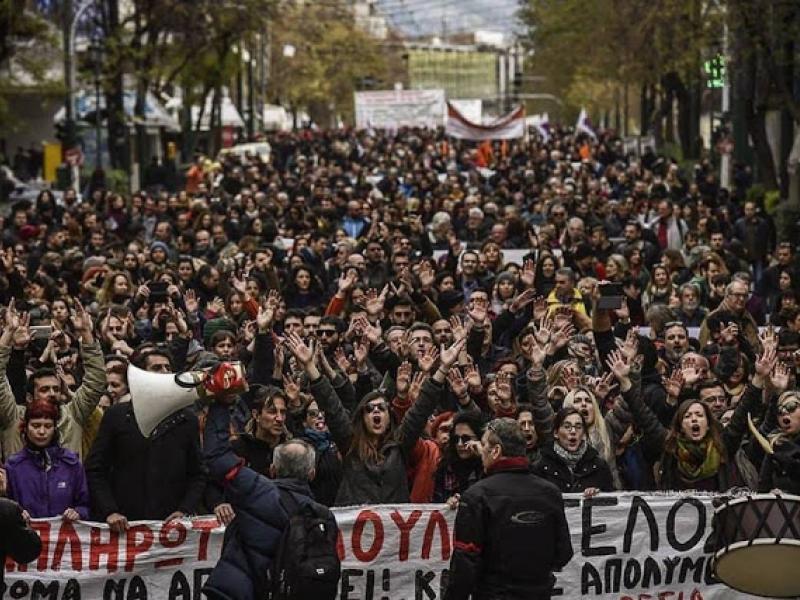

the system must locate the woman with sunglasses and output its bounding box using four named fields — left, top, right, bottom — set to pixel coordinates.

left=285, top=332, right=466, bottom=506
left=756, top=386, right=800, bottom=494
left=292, top=399, right=342, bottom=507
left=532, top=407, right=614, bottom=496
left=433, top=410, right=486, bottom=503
